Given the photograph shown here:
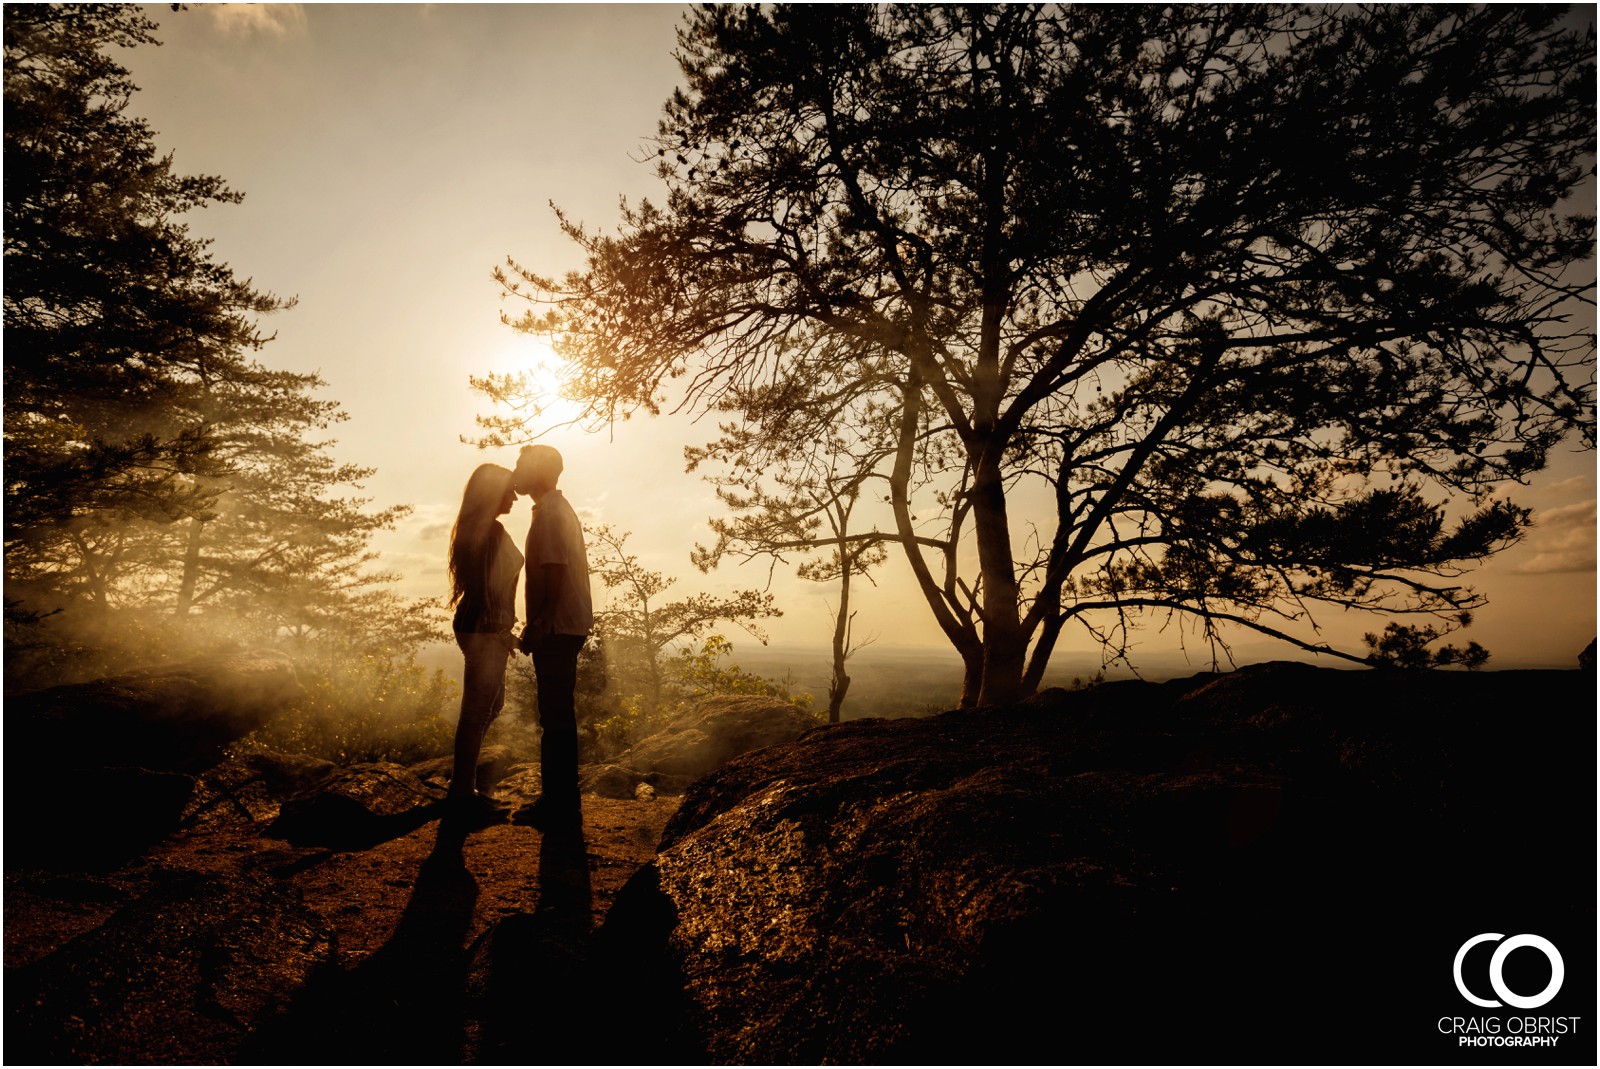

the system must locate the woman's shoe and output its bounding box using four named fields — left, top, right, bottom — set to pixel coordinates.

left=443, top=792, right=509, bottom=827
